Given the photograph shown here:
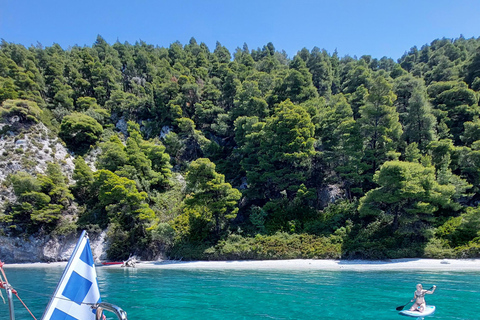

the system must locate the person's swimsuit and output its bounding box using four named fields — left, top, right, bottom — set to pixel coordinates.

left=410, top=290, right=426, bottom=312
